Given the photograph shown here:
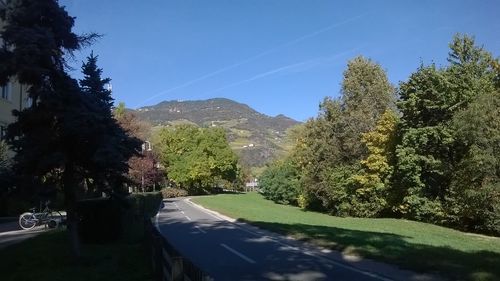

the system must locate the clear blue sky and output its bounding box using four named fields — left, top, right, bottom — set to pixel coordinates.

left=61, top=0, right=500, bottom=121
